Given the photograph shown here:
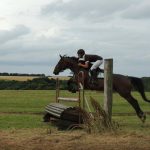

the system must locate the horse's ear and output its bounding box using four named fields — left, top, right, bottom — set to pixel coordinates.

left=59, top=55, right=62, bottom=58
